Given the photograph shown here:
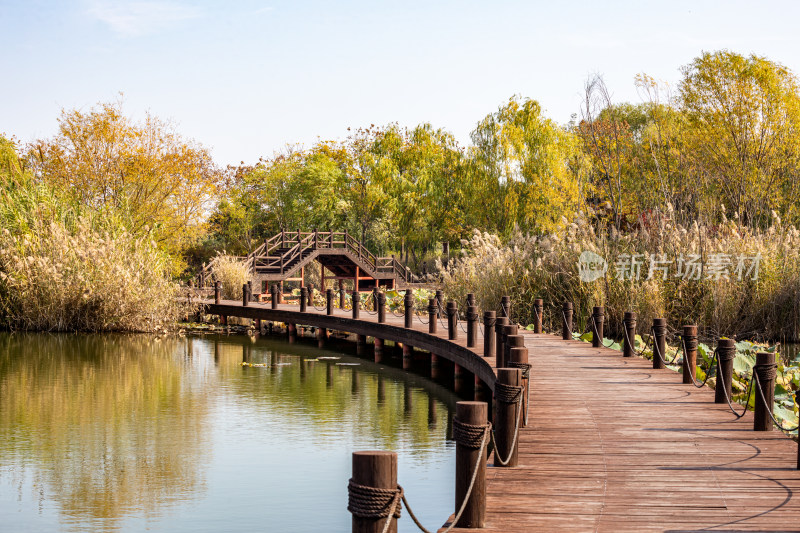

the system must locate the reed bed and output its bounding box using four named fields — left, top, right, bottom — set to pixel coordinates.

left=439, top=209, right=800, bottom=342
left=0, top=160, right=184, bottom=332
